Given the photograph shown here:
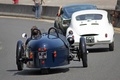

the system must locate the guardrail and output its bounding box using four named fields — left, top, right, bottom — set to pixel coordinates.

left=0, top=3, right=59, bottom=19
